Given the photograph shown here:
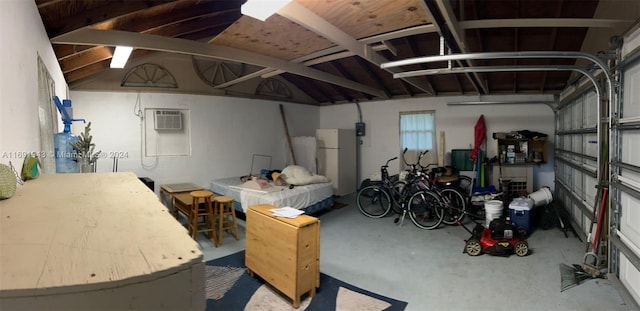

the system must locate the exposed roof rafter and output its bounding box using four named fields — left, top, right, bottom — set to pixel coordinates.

left=278, top=1, right=434, bottom=95
left=52, top=28, right=388, bottom=98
